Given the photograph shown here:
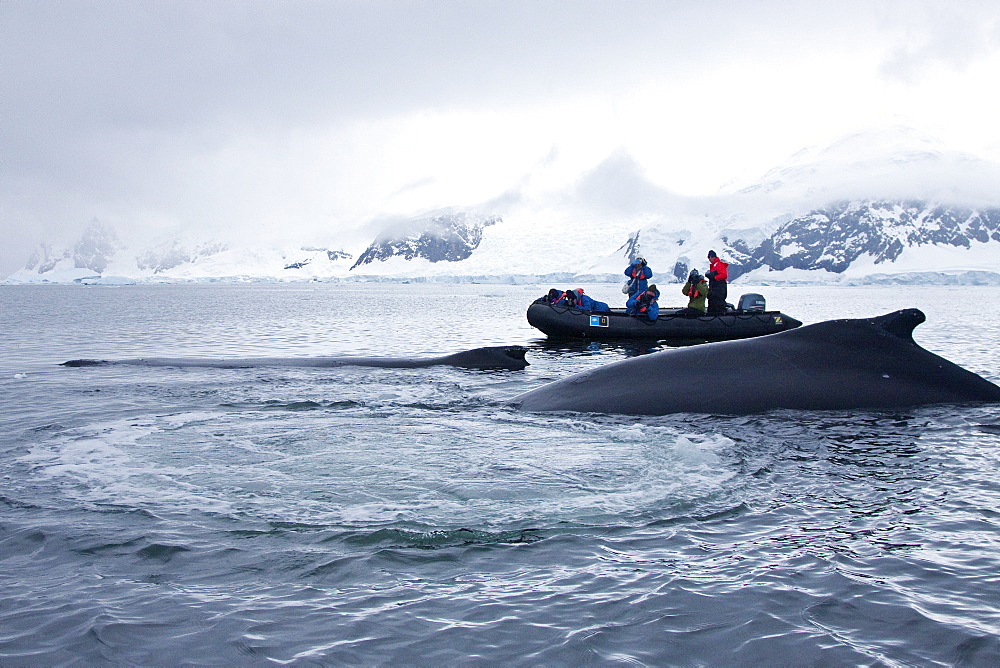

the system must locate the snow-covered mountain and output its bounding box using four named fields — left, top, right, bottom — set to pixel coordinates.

left=734, top=201, right=1000, bottom=275
left=22, top=219, right=122, bottom=278
left=7, top=127, right=1000, bottom=286
left=350, top=211, right=500, bottom=269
